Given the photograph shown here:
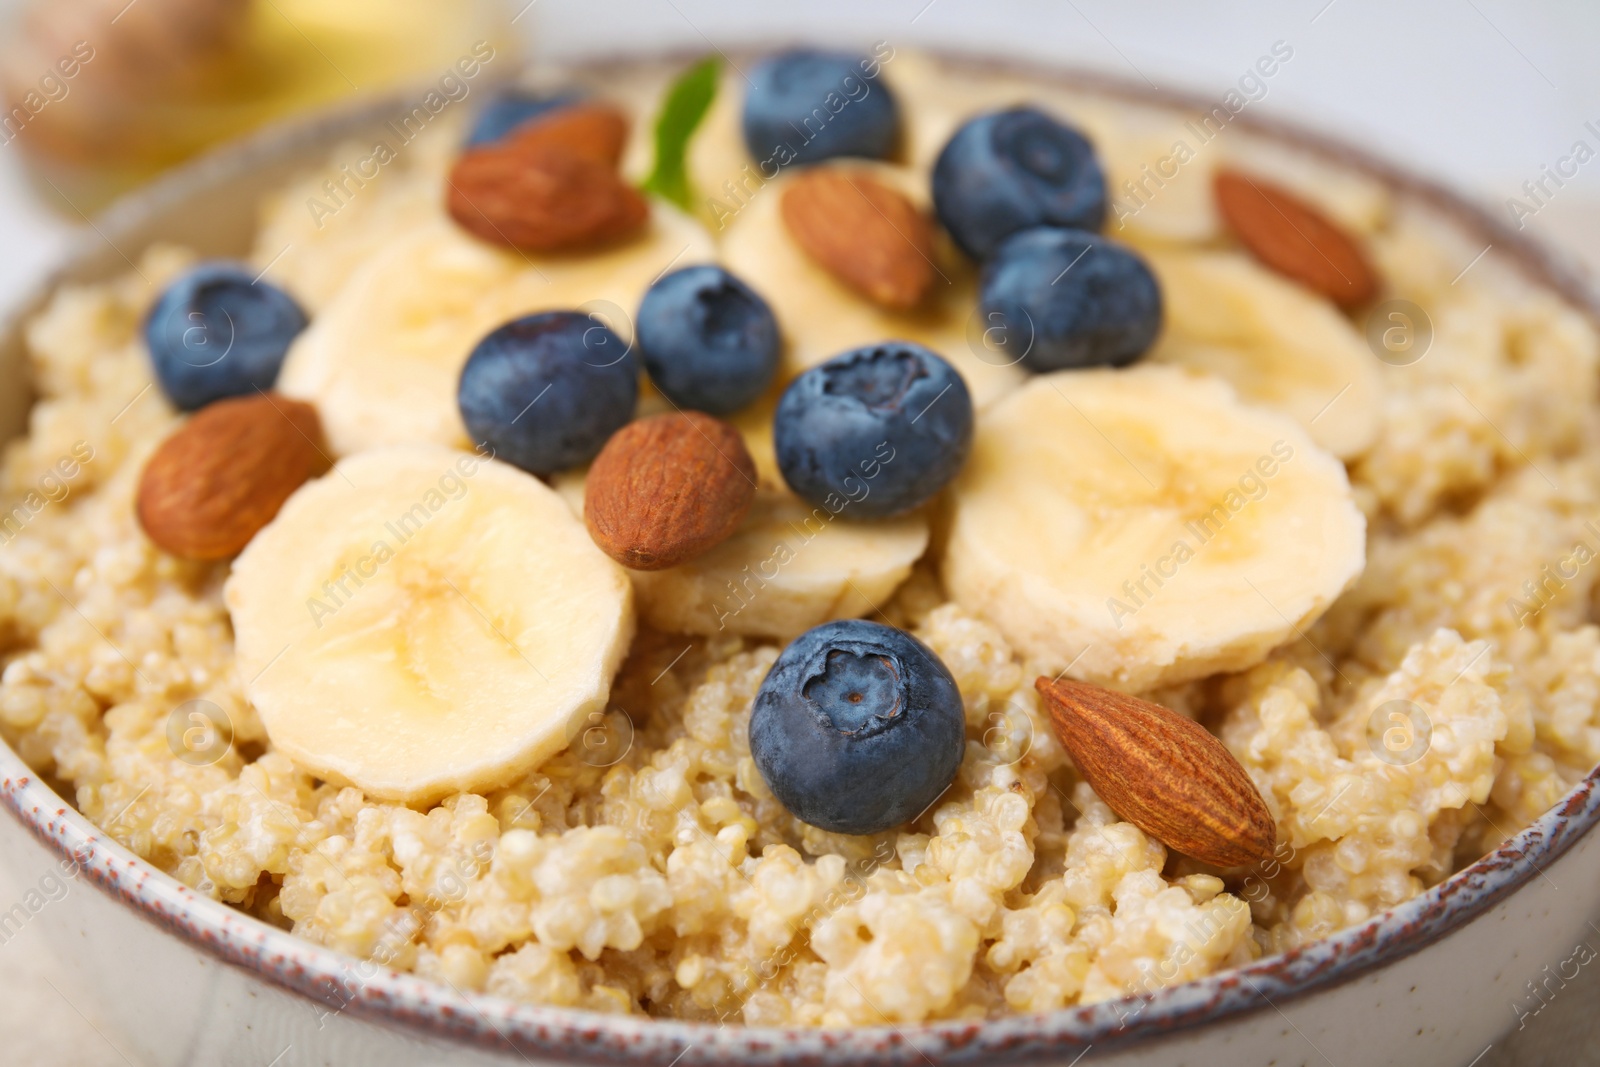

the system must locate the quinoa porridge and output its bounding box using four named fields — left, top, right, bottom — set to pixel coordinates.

left=2, top=49, right=1599, bottom=1029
